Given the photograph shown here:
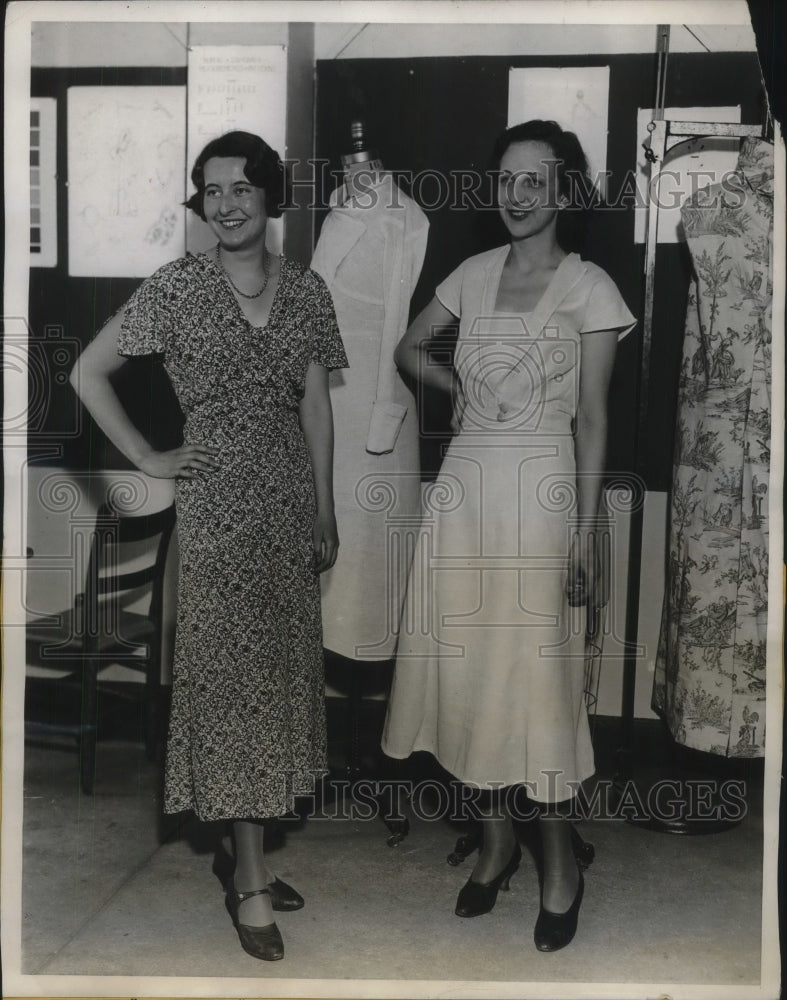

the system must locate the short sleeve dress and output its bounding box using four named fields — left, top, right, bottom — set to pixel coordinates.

left=382, top=248, right=635, bottom=802
left=117, top=252, right=348, bottom=821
